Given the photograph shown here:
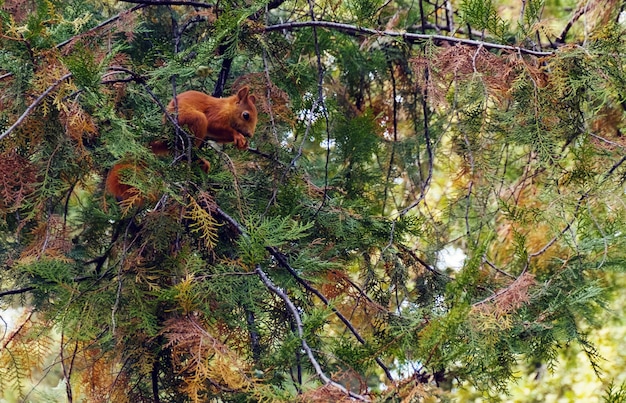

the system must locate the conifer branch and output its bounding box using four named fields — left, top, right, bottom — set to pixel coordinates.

left=104, top=66, right=191, bottom=149
left=254, top=265, right=371, bottom=402
left=0, top=73, right=73, bottom=142
left=214, top=207, right=395, bottom=382
left=1, top=5, right=148, bottom=82
left=55, top=4, right=149, bottom=49
left=267, top=244, right=395, bottom=382
left=528, top=153, right=626, bottom=263
left=262, top=20, right=555, bottom=56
